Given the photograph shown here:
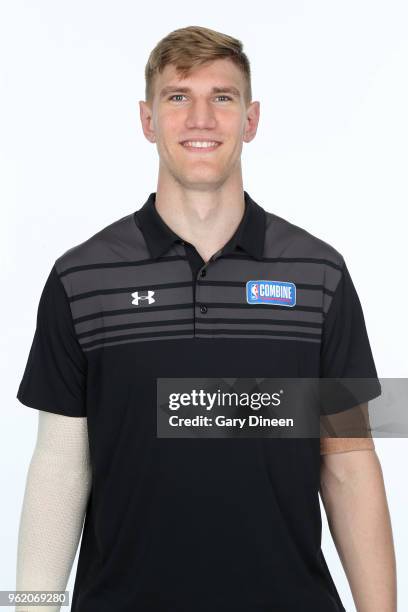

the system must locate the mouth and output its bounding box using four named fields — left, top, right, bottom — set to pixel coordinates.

left=180, top=140, right=222, bottom=153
